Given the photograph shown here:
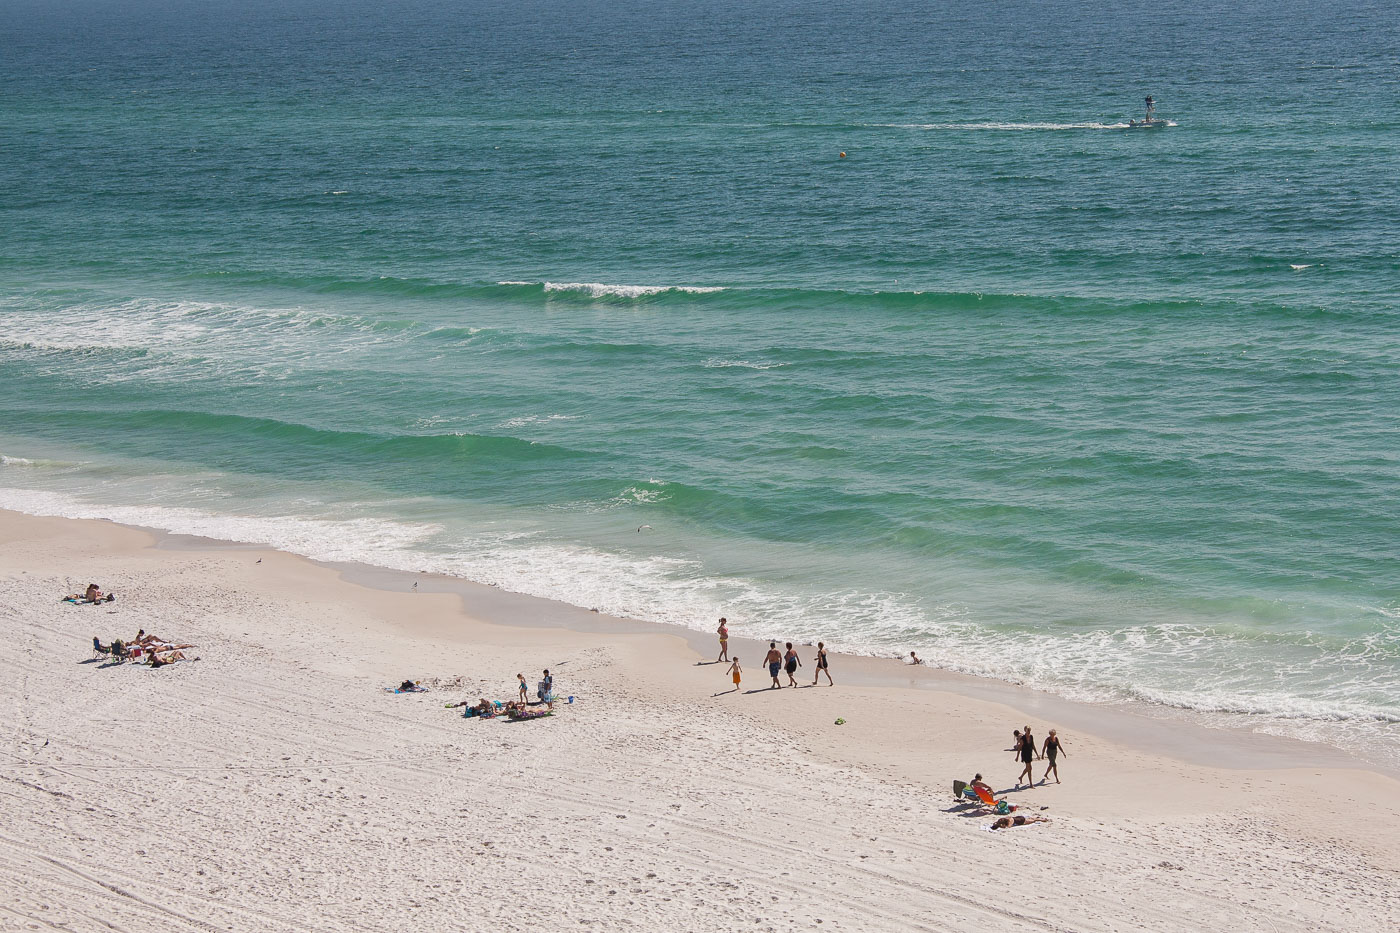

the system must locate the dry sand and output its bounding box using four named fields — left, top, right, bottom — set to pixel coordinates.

left=2, top=508, right=1398, bottom=932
